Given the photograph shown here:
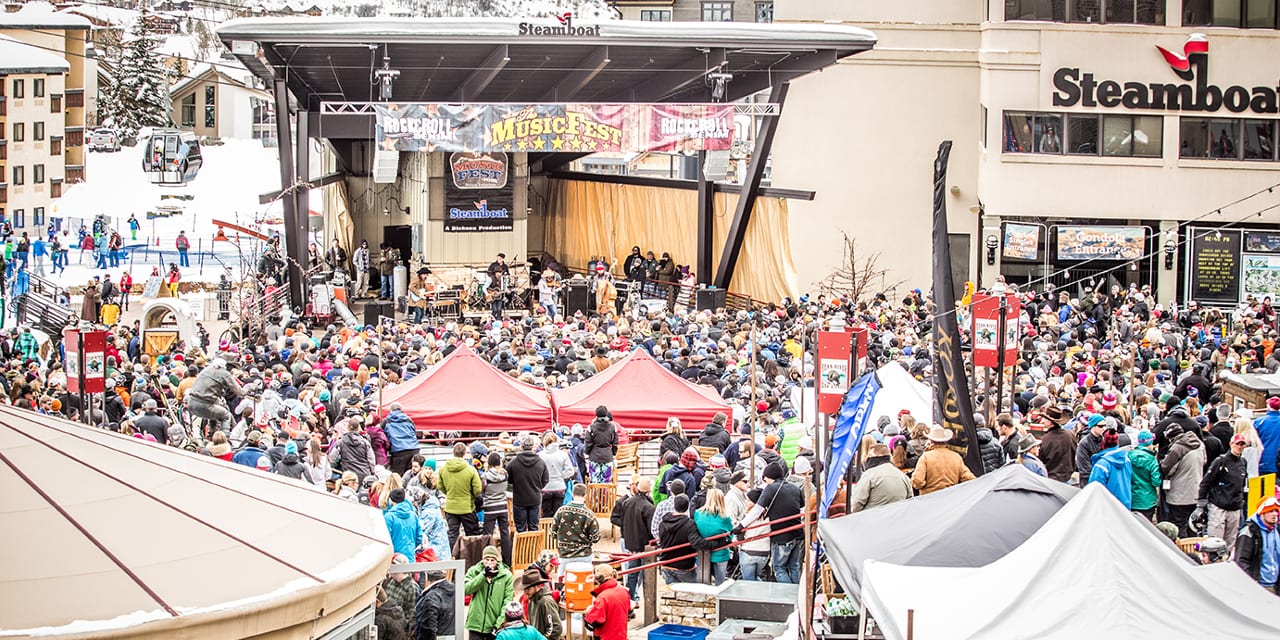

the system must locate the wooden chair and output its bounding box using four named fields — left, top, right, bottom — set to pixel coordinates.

left=539, top=517, right=555, bottom=543
left=696, top=446, right=720, bottom=462
left=513, top=530, right=545, bottom=572
left=586, top=483, right=617, bottom=540
left=615, top=442, right=639, bottom=478
left=1177, top=536, right=1207, bottom=555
